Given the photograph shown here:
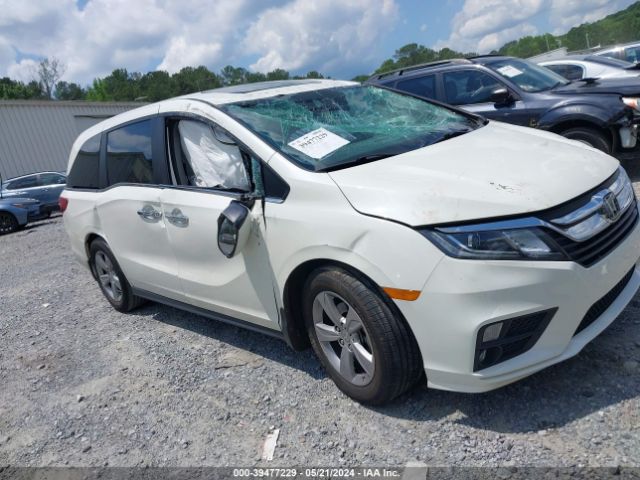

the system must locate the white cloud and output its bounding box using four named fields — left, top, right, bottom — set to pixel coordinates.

left=435, top=0, right=637, bottom=54
left=435, top=0, right=545, bottom=52
left=548, top=0, right=636, bottom=34
left=243, top=0, right=398, bottom=73
left=0, top=0, right=398, bottom=84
